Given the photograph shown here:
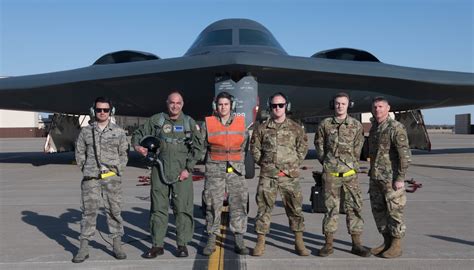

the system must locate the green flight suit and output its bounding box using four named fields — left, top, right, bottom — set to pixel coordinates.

left=132, top=112, right=203, bottom=247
